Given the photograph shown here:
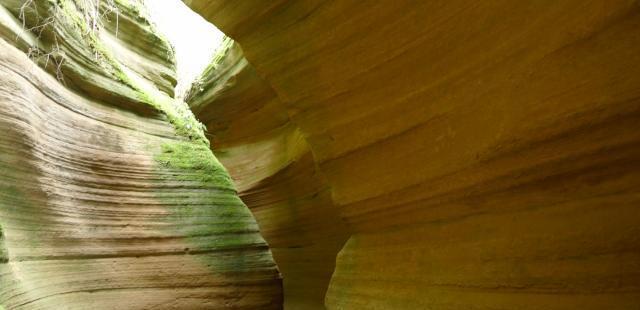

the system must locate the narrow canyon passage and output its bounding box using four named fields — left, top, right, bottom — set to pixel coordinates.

left=1, top=1, right=640, bottom=309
